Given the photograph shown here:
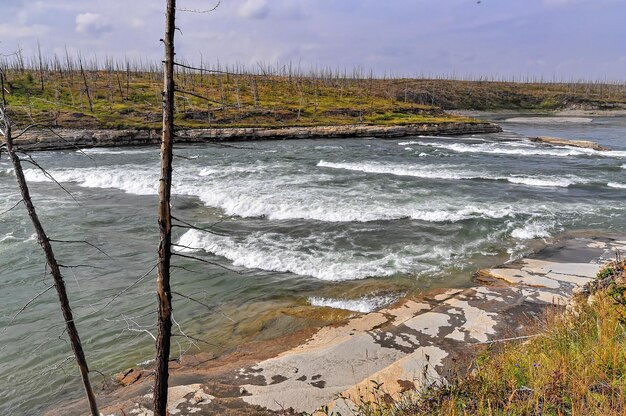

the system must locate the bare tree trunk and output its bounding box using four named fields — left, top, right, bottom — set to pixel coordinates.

left=78, top=54, right=93, bottom=113
left=153, top=0, right=176, bottom=414
left=0, top=107, right=99, bottom=416
left=37, top=40, right=45, bottom=92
